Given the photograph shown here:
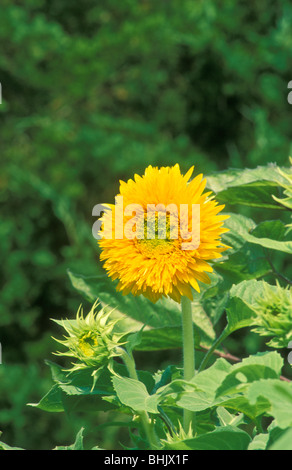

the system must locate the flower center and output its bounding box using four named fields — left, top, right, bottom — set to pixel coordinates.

left=78, top=331, right=99, bottom=357
left=135, top=212, right=177, bottom=257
